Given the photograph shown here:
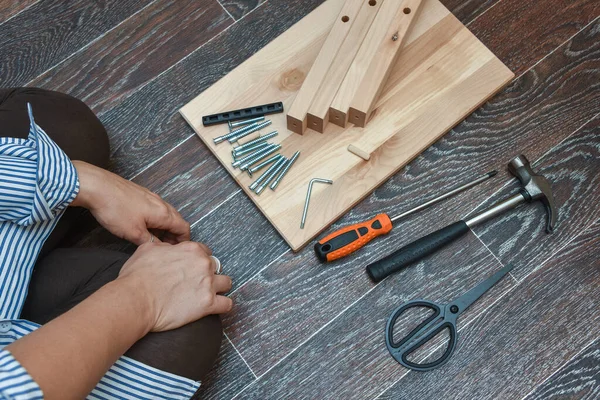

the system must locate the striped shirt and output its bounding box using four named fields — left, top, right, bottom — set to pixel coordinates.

left=0, top=105, right=199, bottom=399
